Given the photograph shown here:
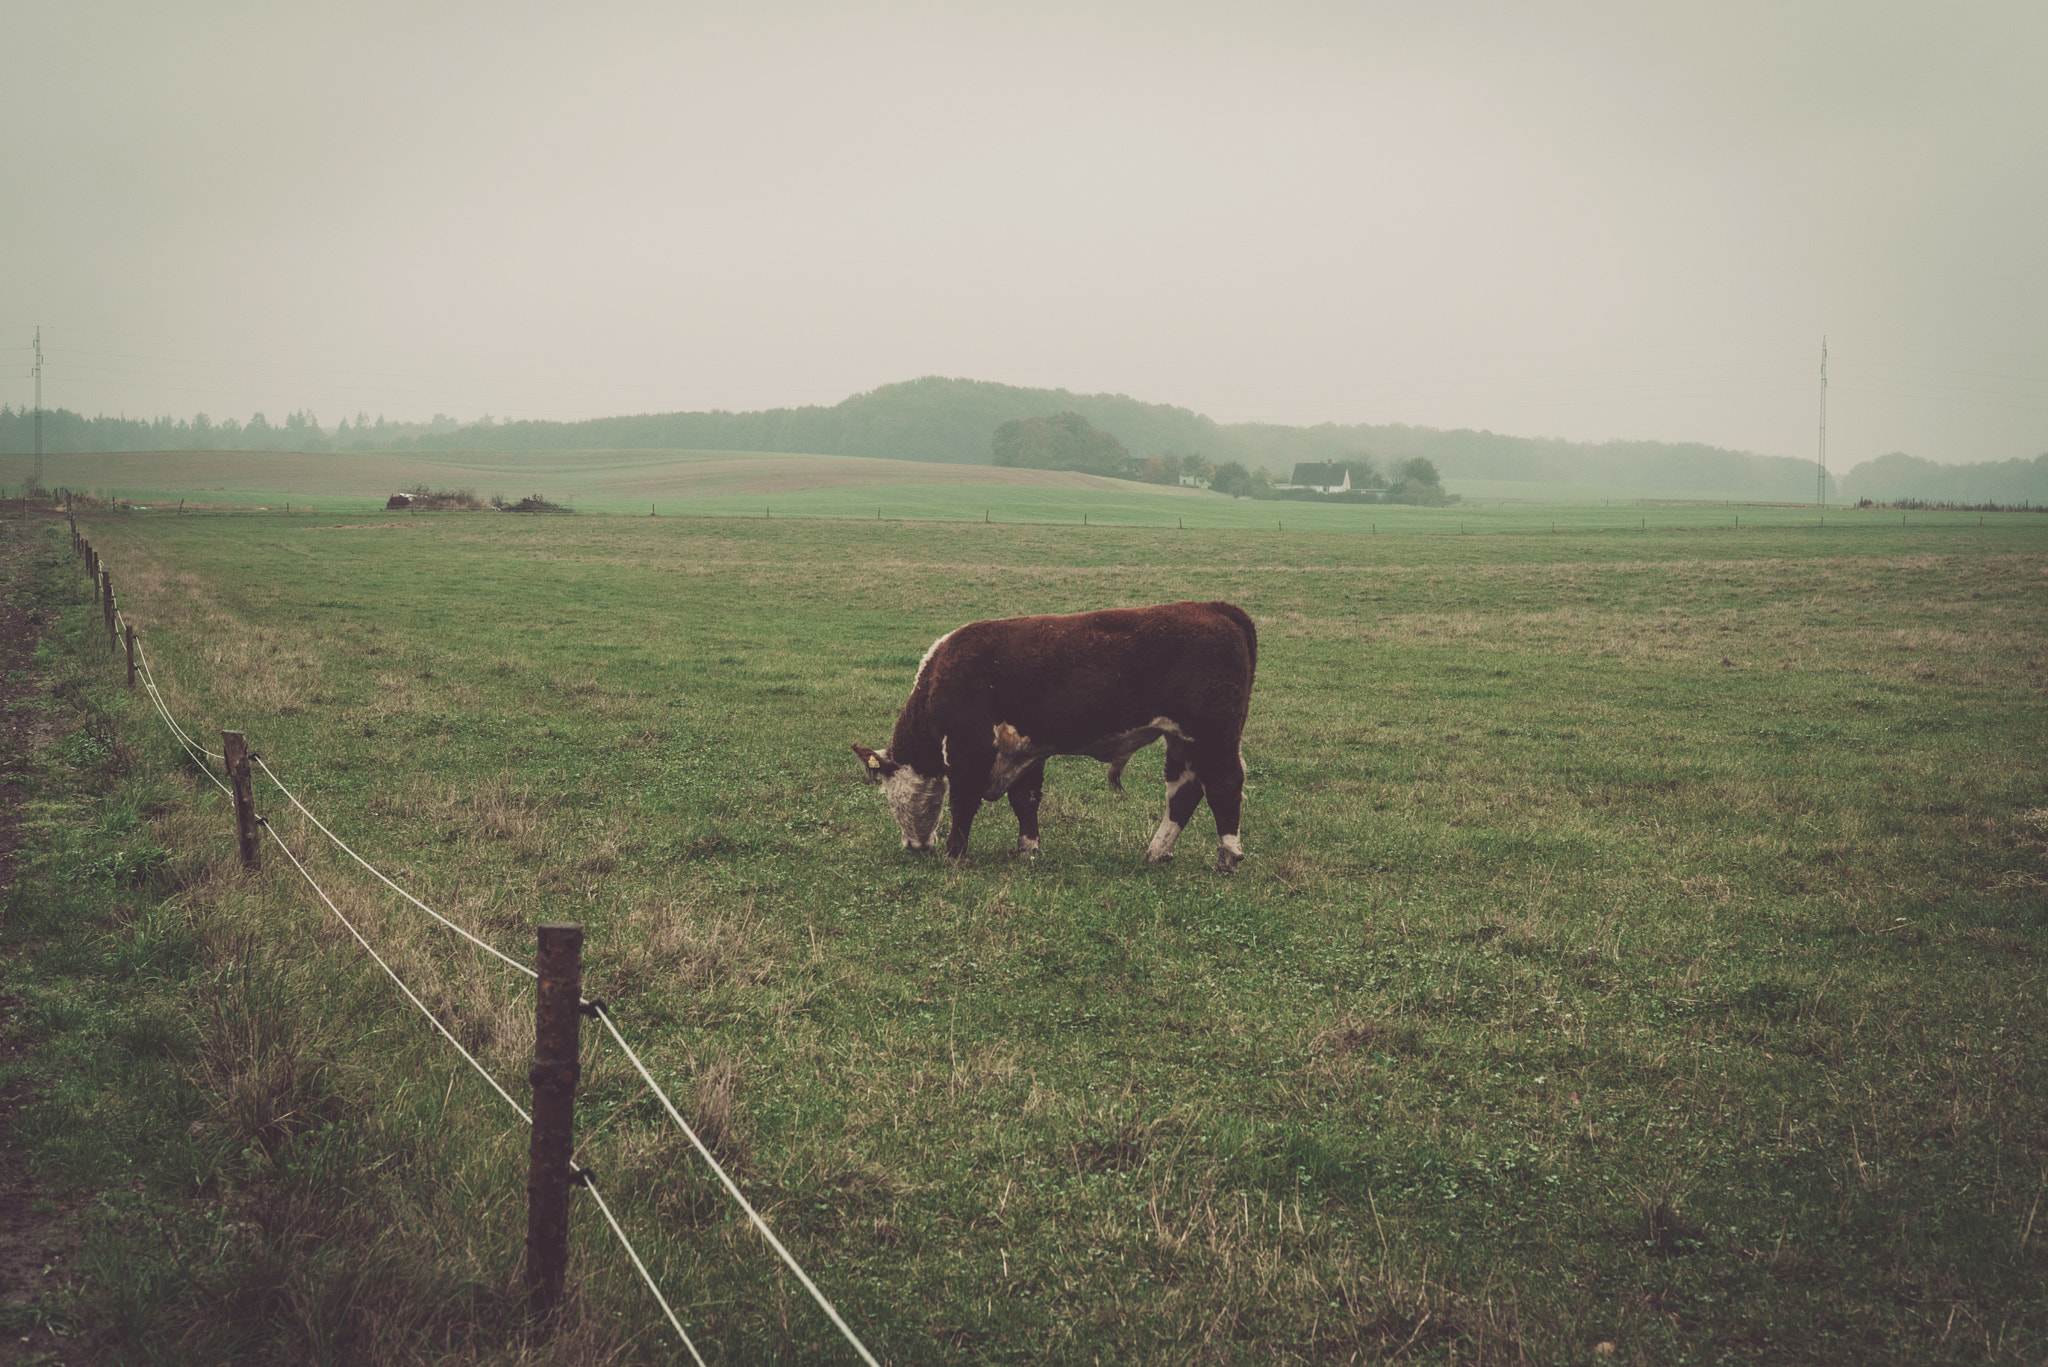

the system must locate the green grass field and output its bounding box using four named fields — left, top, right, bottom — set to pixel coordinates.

left=4, top=445, right=2000, bottom=531
left=8, top=503, right=2045, bottom=1363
